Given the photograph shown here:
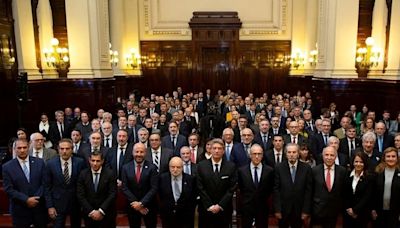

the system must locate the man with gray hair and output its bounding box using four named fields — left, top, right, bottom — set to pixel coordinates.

left=375, top=121, right=394, bottom=153
left=325, top=136, right=350, bottom=168
left=29, top=132, right=57, bottom=163
left=137, top=127, right=150, bottom=148
left=311, top=146, right=346, bottom=227
left=354, top=131, right=380, bottom=173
